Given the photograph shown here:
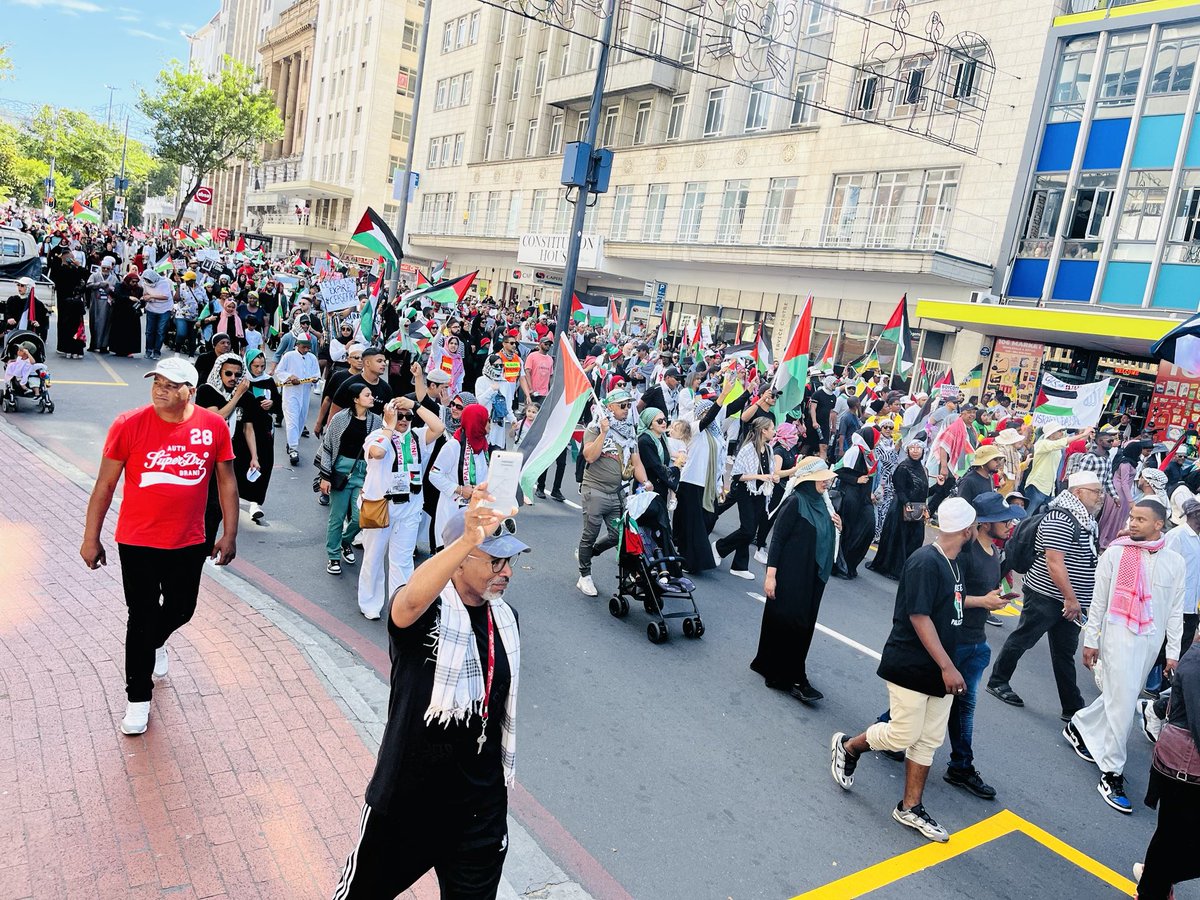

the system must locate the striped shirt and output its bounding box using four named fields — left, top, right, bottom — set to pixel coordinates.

left=1022, top=508, right=1098, bottom=607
